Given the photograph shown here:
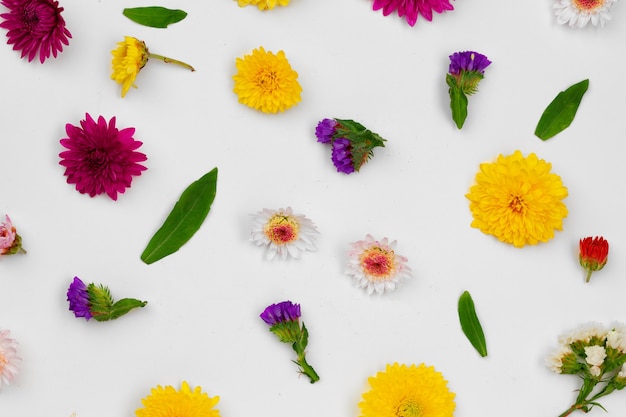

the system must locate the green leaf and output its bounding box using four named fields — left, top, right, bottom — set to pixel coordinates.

left=141, top=168, right=218, bottom=264
left=448, top=82, right=468, bottom=129
left=109, top=298, right=148, bottom=321
left=535, top=79, right=589, bottom=140
left=458, top=291, right=488, bottom=357
left=123, top=7, right=187, bottom=28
